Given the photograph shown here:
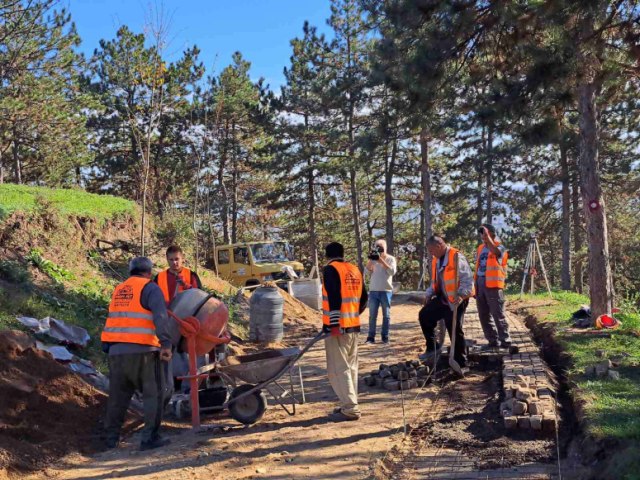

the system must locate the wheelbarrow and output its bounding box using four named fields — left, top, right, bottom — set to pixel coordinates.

left=214, top=331, right=327, bottom=424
